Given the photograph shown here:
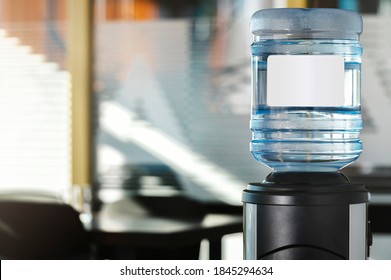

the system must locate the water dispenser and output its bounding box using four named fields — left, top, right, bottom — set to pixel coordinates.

left=242, top=8, right=371, bottom=260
